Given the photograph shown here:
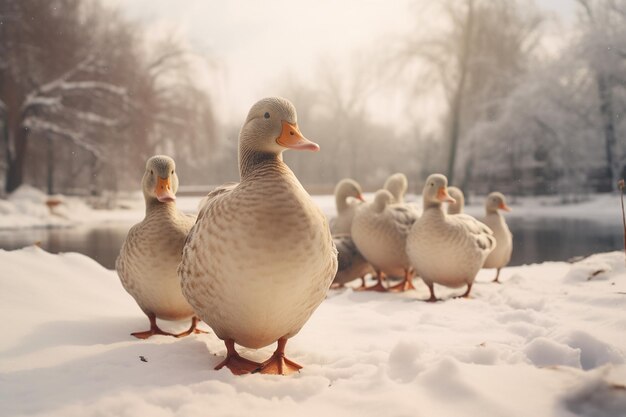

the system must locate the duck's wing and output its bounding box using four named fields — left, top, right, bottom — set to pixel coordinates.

left=388, top=204, right=419, bottom=235
left=451, top=214, right=497, bottom=252
left=334, top=234, right=359, bottom=272
left=115, top=223, right=141, bottom=289
left=196, top=183, right=239, bottom=219
left=185, top=182, right=238, bottom=247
